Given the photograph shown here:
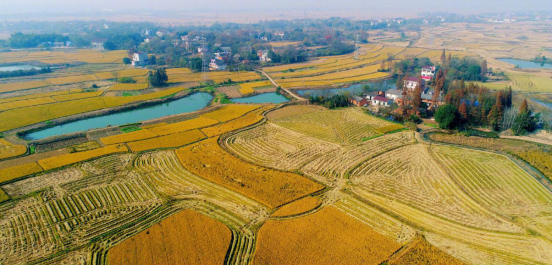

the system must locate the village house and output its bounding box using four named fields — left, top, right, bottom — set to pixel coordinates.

left=258, top=49, right=272, bottom=62
left=404, top=77, right=421, bottom=90
left=209, top=58, right=227, bottom=70
left=421, top=66, right=436, bottom=82
left=132, top=52, right=149, bottom=67
left=372, top=95, right=393, bottom=106
left=156, top=30, right=171, bottom=37
left=349, top=96, right=368, bottom=107
left=91, top=38, right=108, bottom=51
left=220, top=47, right=232, bottom=55
left=384, top=89, right=403, bottom=101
